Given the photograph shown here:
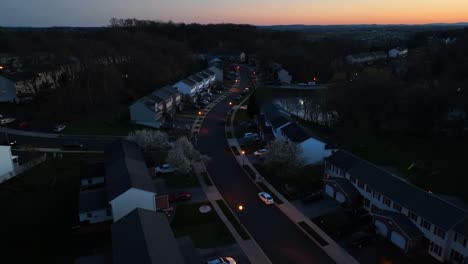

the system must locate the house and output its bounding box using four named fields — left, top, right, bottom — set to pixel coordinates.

left=174, top=79, right=197, bottom=101
left=105, top=140, right=157, bottom=222
left=188, top=75, right=204, bottom=94
left=346, top=52, right=388, bottom=64
left=262, top=102, right=291, bottom=138
left=80, top=162, right=105, bottom=189
left=79, top=188, right=113, bottom=224
left=196, top=72, right=210, bottom=90
left=0, top=145, right=19, bottom=183
left=208, top=60, right=224, bottom=82
left=0, top=75, right=17, bottom=102
left=111, top=208, right=189, bottom=264
left=388, top=47, right=408, bottom=58
left=129, top=86, right=182, bottom=128
left=279, top=122, right=336, bottom=165
left=323, top=150, right=468, bottom=263
left=271, top=63, right=292, bottom=84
